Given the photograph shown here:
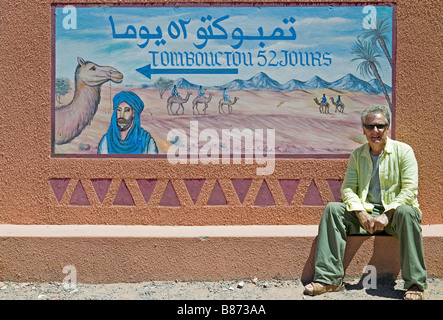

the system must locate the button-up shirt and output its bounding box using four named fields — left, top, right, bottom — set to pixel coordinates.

left=341, top=137, right=421, bottom=215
